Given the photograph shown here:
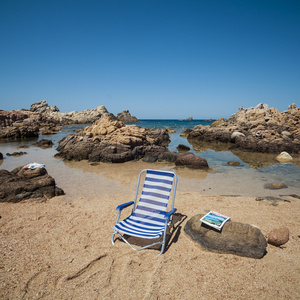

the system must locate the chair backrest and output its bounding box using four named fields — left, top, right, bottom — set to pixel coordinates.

left=133, top=169, right=177, bottom=220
